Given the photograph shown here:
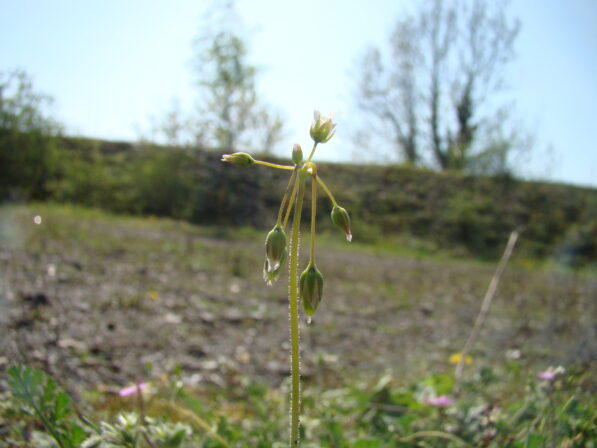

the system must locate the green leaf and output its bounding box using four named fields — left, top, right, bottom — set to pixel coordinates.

left=54, top=391, right=72, bottom=420
left=525, top=433, right=547, bottom=448
left=354, top=439, right=383, bottom=448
